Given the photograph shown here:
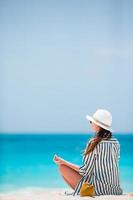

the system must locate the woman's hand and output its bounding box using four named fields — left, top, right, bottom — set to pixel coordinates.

left=53, top=154, right=80, bottom=172
left=53, top=154, right=66, bottom=165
